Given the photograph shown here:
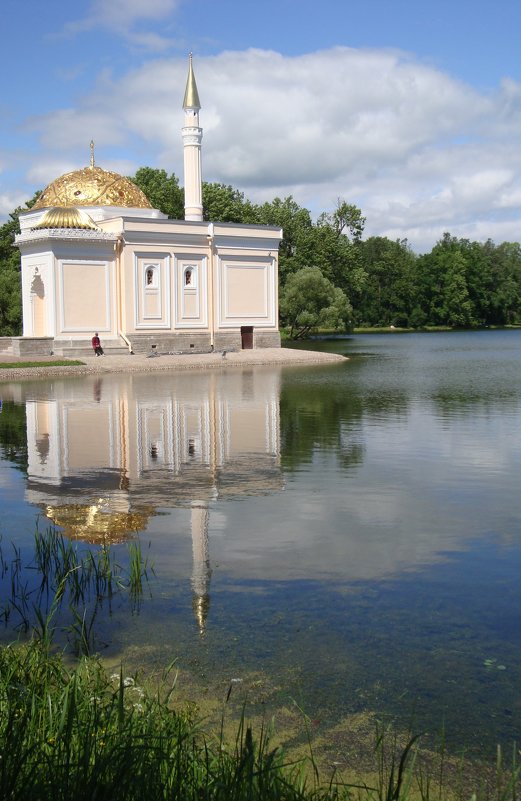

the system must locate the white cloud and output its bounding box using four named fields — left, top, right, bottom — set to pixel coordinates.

left=0, top=192, right=32, bottom=217
left=62, top=0, right=183, bottom=50
left=17, top=47, right=521, bottom=251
